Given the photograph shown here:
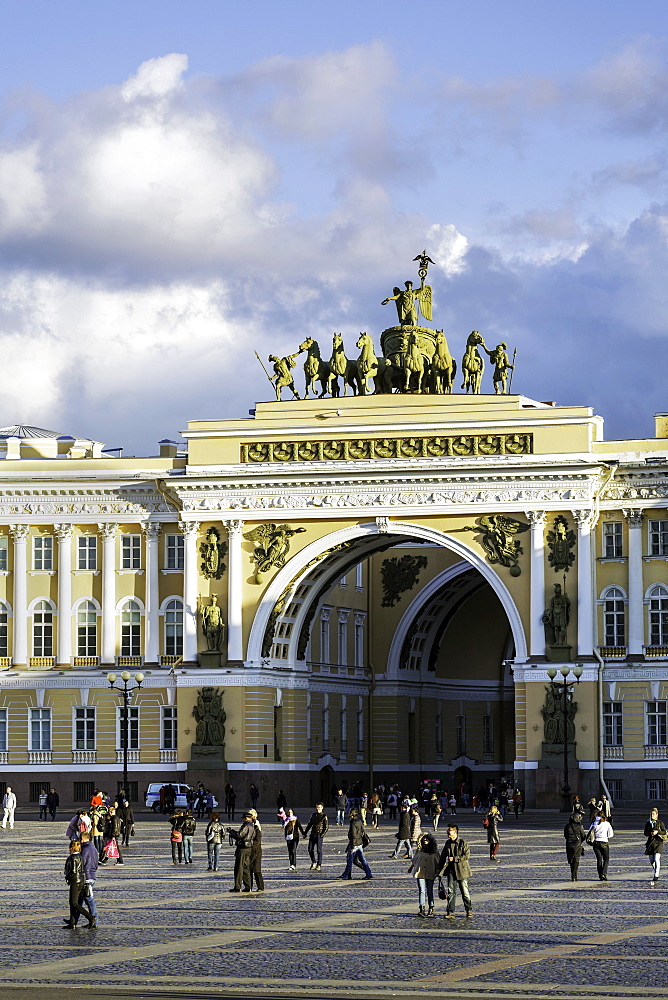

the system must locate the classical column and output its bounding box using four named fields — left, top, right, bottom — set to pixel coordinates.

left=573, top=509, right=597, bottom=658
left=223, top=519, right=244, bottom=662
left=180, top=521, right=200, bottom=664
left=623, top=509, right=644, bottom=658
left=525, top=511, right=547, bottom=659
left=54, top=524, right=74, bottom=666
left=142, top=522, right=162, bottom=665
left=98, top=523, right=118, bottom=665
left=9, top=525, right=29, bottom=666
